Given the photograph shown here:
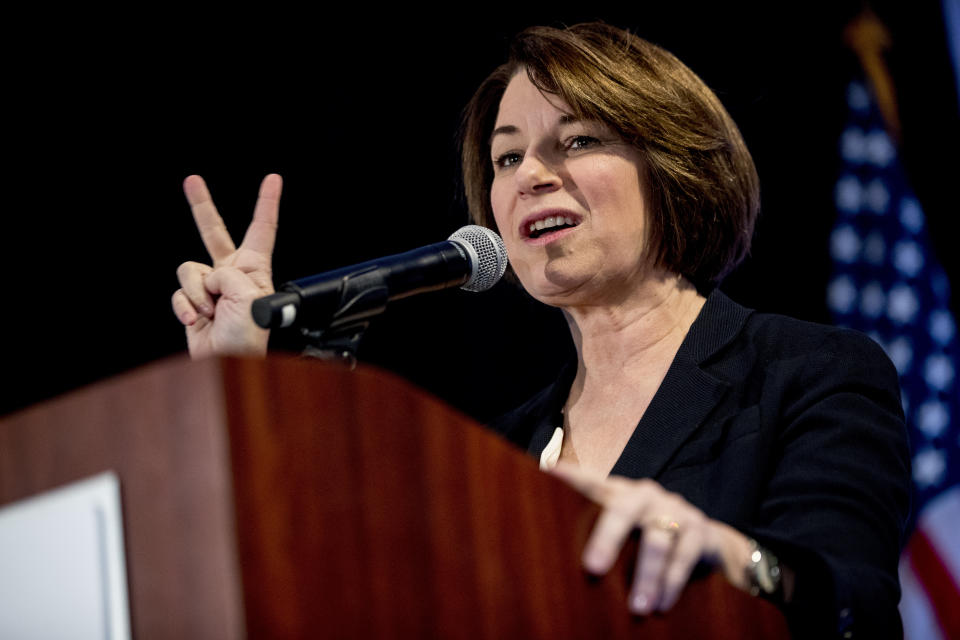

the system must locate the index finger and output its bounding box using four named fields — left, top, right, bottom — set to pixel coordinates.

left=238, top=173, right=282, bottom=256
left=183, top=175, right=237, bottom=262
